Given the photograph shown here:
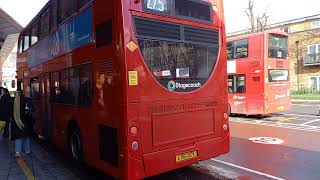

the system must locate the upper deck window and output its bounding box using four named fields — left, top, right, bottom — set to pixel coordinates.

left=175, top=0, right=211, bottom=22
left=58, top=0, right=77, bottom=23
left=135, top=17, right=219, bottom=92
left=227, top=39, right=248, bottom=60
left=268, top=35, right=288, bottom=59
